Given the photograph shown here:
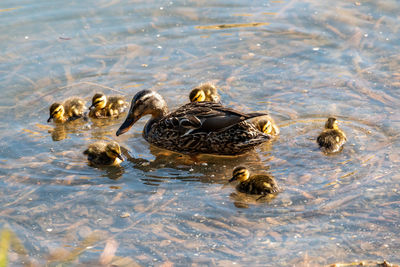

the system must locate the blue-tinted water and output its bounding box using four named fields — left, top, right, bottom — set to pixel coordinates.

left=1, top=0, right=399, bottom=265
